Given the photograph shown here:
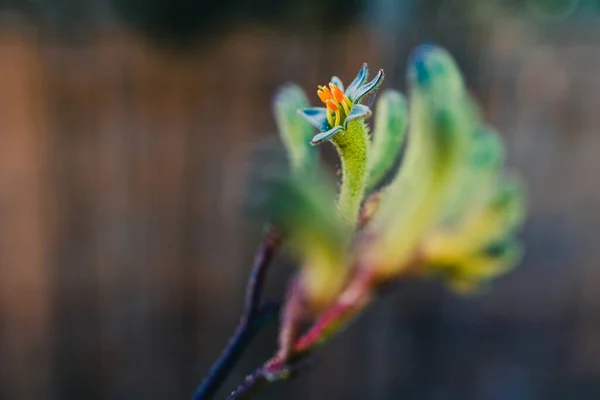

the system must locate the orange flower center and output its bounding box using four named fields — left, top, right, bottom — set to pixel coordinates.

left=317, top=83, right=353, bottom=127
